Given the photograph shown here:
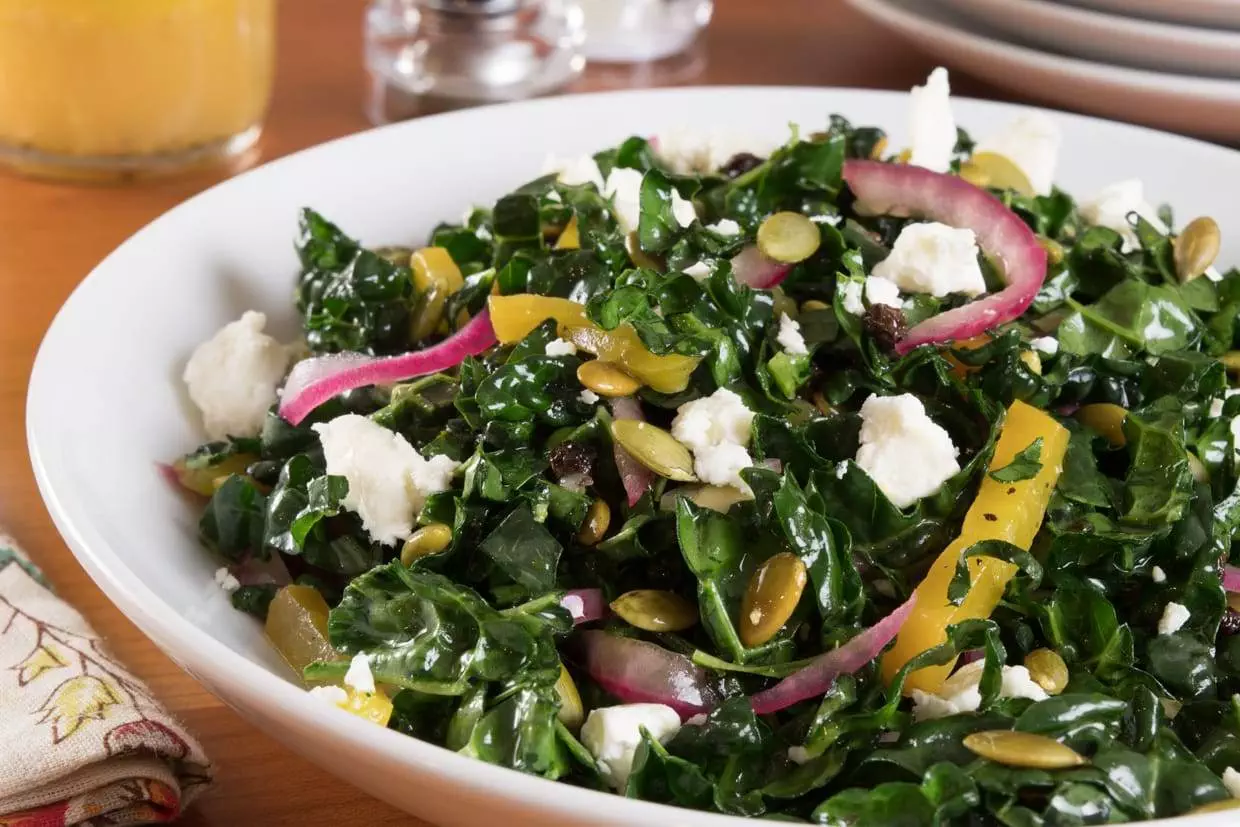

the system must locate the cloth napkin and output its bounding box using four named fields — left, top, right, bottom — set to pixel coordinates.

left=0, top=532, right=213, bottom=826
